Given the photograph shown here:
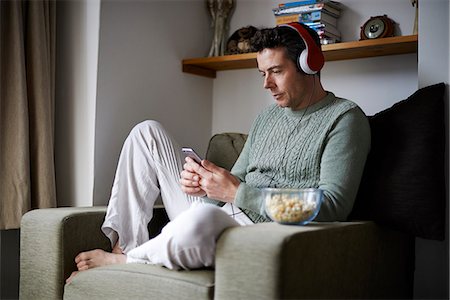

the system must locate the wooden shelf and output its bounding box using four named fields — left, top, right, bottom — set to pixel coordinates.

left=182, top=35, right=418, bottom=78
